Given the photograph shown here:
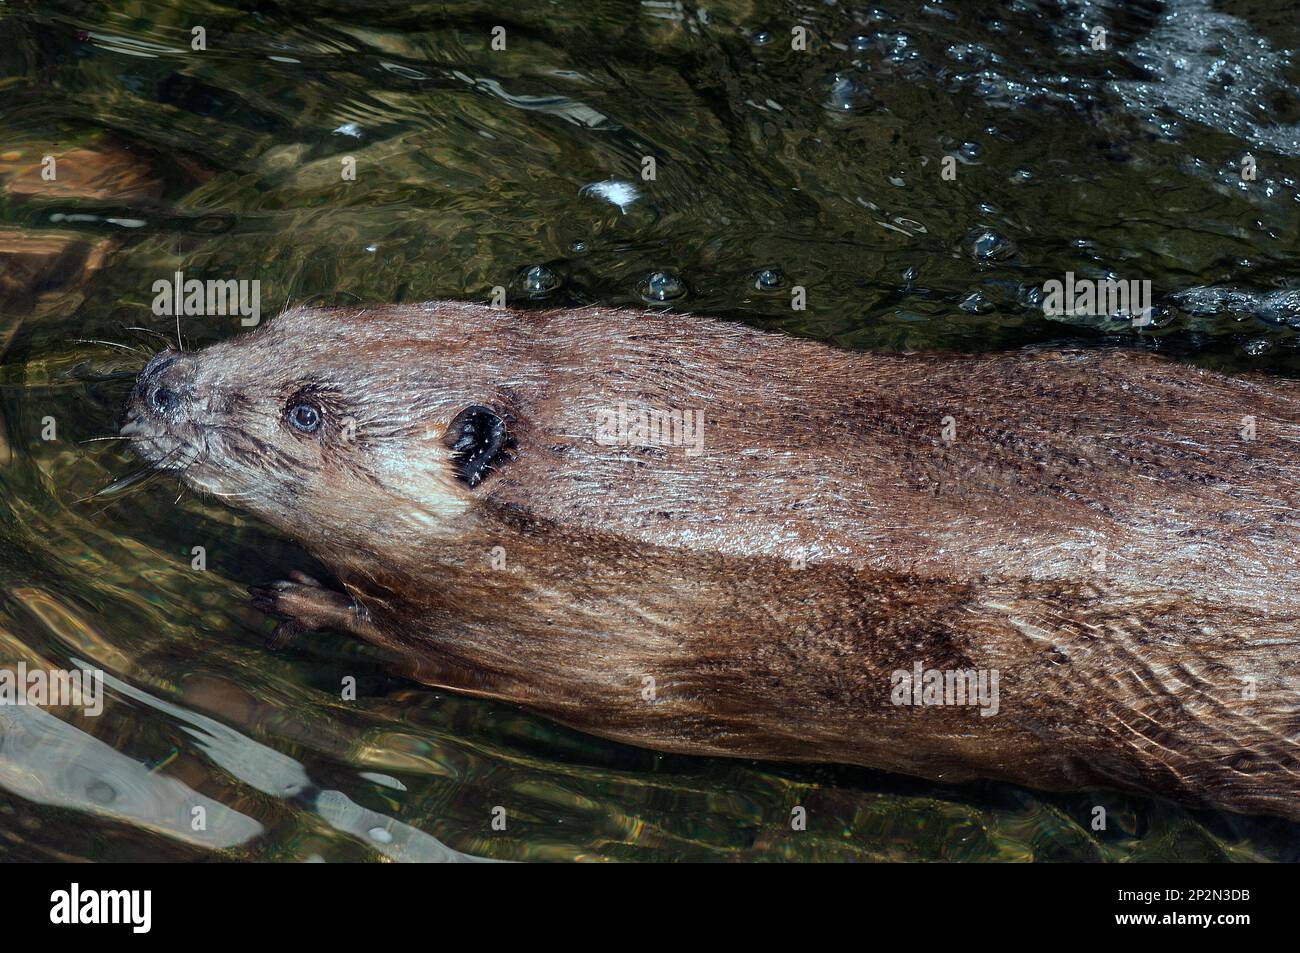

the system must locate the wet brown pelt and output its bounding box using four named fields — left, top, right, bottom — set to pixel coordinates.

left=124, top=302, right=1300, bottom=820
